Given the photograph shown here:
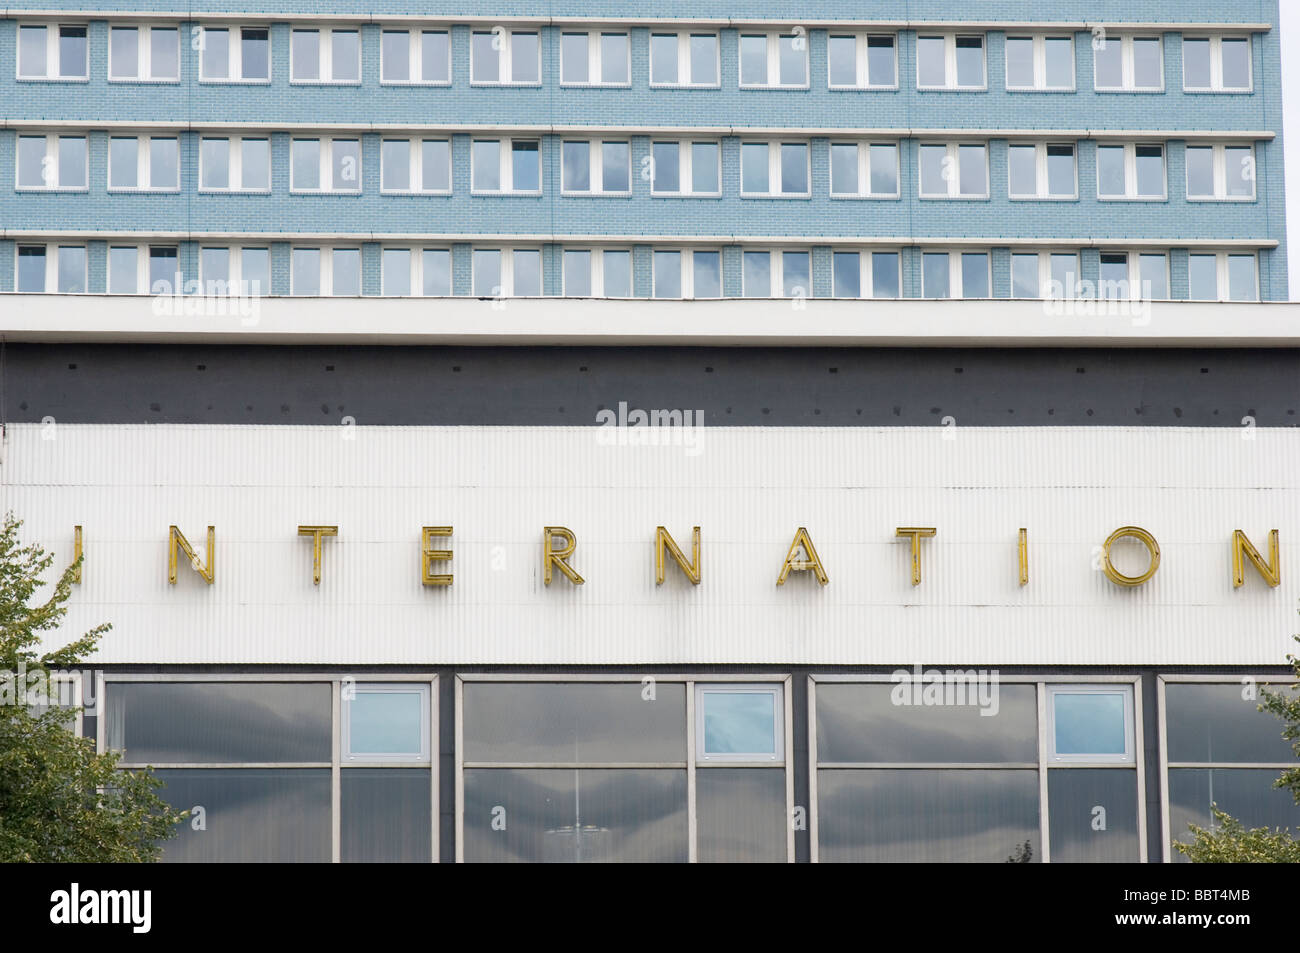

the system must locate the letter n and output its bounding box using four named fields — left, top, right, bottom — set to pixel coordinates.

left=655, top=526, right=701, bottom=585
left=1233, top=529, right=1280, bottom=588
left=169, top=526, right=215, bottom=584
